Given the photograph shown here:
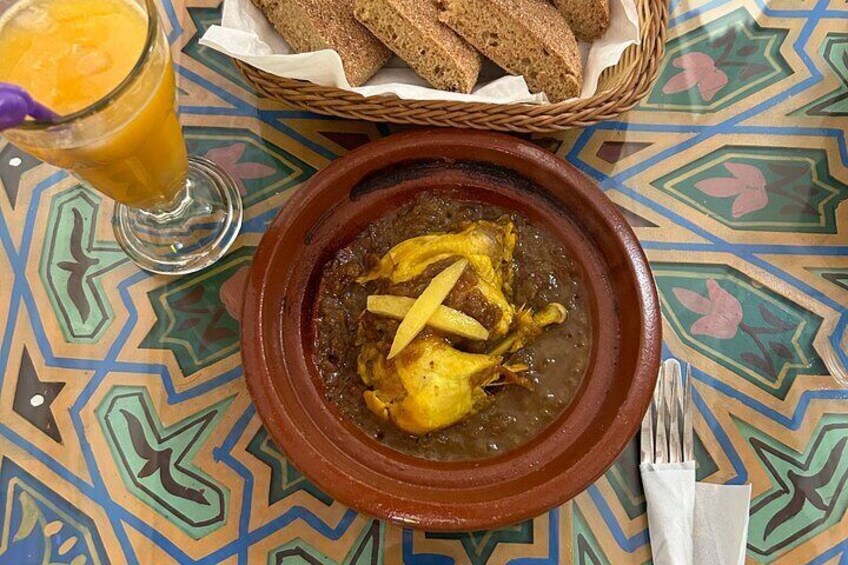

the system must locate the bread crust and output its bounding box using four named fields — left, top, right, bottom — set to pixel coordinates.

left=251, top=0, right=392, bottom=86
left=439, top=0, right=583, bottom=101
left=354, top=0, right=481, bottom=92
left=552, top=0, right=610, bottom=41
